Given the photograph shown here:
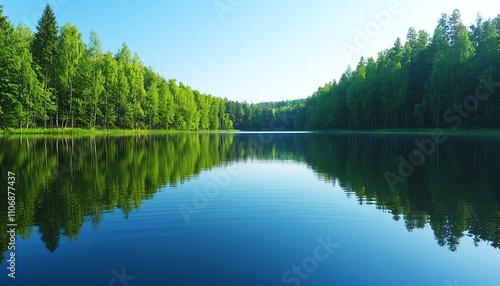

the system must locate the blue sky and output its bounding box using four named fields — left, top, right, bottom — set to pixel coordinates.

left=3, top=0, right=500, bottom=102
